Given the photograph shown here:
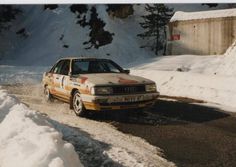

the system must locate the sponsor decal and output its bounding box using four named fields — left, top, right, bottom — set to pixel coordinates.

left=73, top=82, right=80, bottom=86
left=70, top=78, right=77, bottom=82
left=61, top=76, right=65, bottom=88
left=118, top=77, right=138, bottom=84
left=79, top=76, right=88, bottom=84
